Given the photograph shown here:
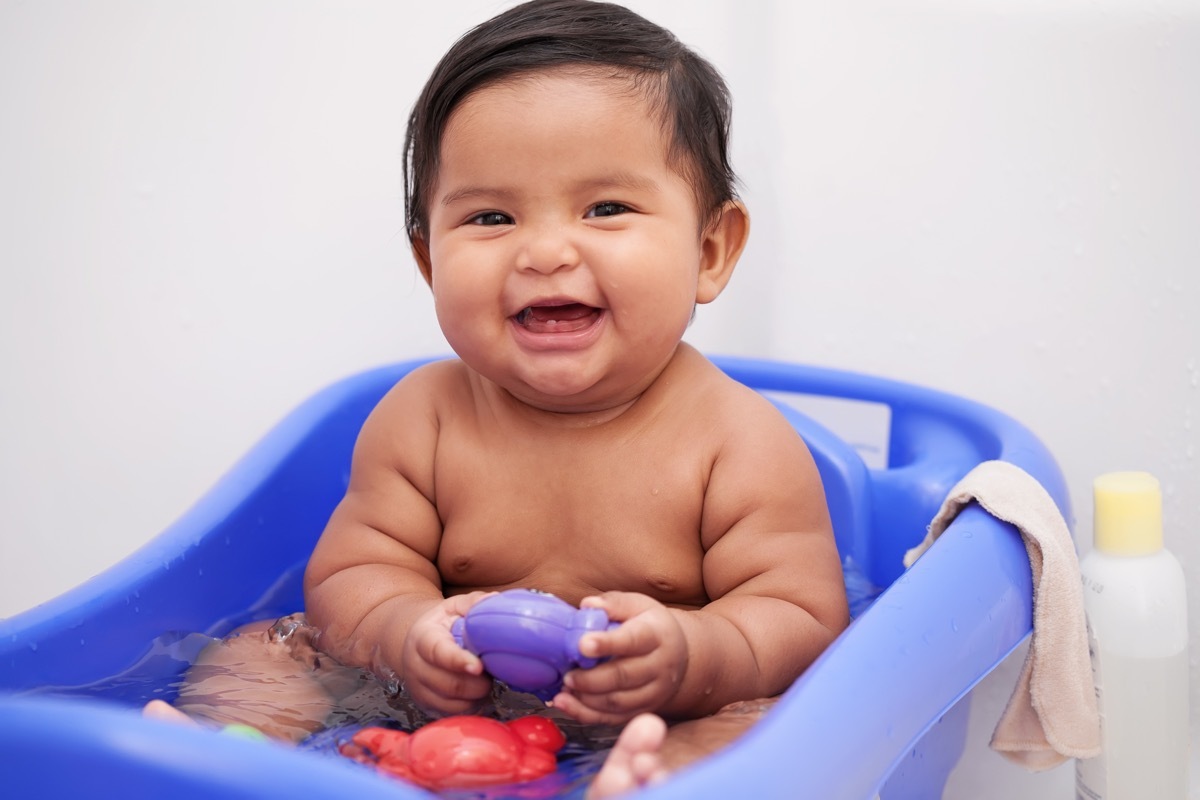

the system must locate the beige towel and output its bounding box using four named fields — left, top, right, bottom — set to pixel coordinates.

left=903, top=459, right=1101, bottom=770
